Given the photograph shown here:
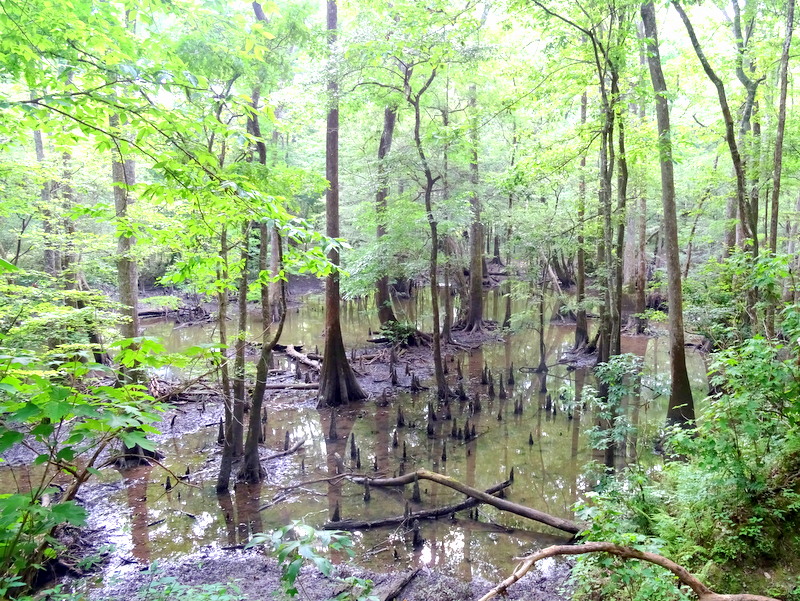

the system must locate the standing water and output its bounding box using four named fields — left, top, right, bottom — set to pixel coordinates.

left=1, top=286, right=708, bottom=587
